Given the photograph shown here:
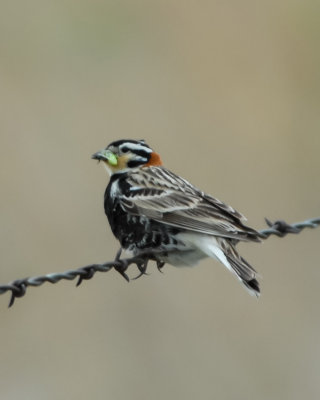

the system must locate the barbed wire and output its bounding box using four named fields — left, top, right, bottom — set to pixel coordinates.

left=259, top=217, right=320, bottom=238
left=1, top=217, right=319, bottom=307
